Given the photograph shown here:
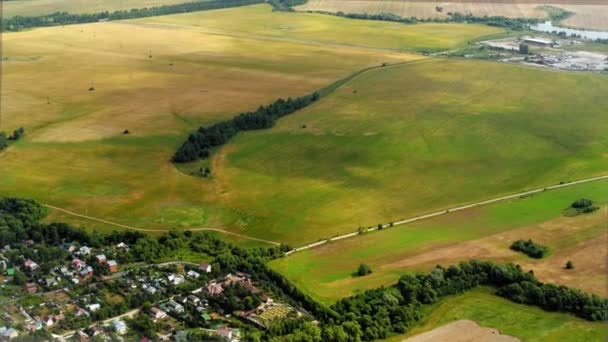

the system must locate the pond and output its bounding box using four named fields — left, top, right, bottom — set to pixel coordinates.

left=530, top=21, right=608, bottom=40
